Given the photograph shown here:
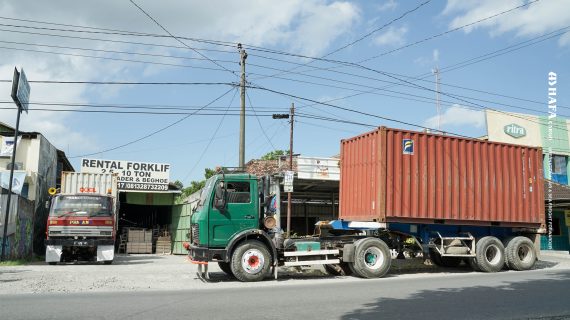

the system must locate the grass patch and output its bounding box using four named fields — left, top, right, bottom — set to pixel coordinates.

left=0, top=256, right=43, bottom=266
